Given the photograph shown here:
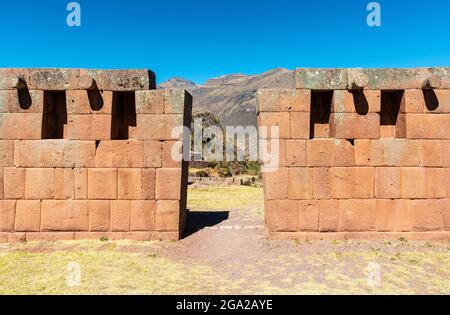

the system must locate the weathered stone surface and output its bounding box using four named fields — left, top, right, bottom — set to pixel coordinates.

left=332, top=90, right=380, bottom=113
left=0, top=90, right=44, bottom=113
left=406, top=114, right=450, bottom=139
left=266, top=200, right=298, bottom=232
left=66, top=90, right=113, bottom=114
left=295, top=67, right=450, bottom=90
left=287, top=167, right=313, bottom=200
left=88, top=169, right=118, bottom=200
left=0, top=140, right=14, bottom=166
left=0, top=200, right=16, bottom=232
left=110, top=200, right=131, bottom=232
left=0, top=113, right=42, bottom=139
left=370, top=139, right=420, bottom=166
left=338, top=199, right=377, bottom=232
left=298, top=200, right=319, bottom=231
left=17, top=140, right=96, bottom=168
left=0, top=68, right=154, bottom=90
left=258, top=112, right=290, bottom=139
left=130, top=200, right=155, bottom=231
left=330, top=113, right=380, bottom=139
left=0, top=68, right=189, bottom=242
left=165, top=89, right=188, bottom=114
left=260, top=67, right=450, bottom=240
left=25, top=168, right=55, bottom=199
left=155, top=200, right=180, bottom=232
left=95, top=140, right=144, bottom=168
left=41, top=200, right=89, bottom=231
left=362, top=68, right=450, bottom=90
left=88, top=200, right=110, bottom=232
left=130, top=114, right=184, bottom=140
left=263, top=168, right=288, bottom=200
left=258, top=89, right=310, bottom=113
left=3, top=168, right=25, bottom=199
left=306, top=139, right=355, bottom=167
left=118, top=169, right=143, bottom=200
left=295, top=68, right=348, bottom=90
left=29, top=68, right=80, bottom=90
left=79, top=69, right=155, bottom=90
left=55, top=168, right=75, bottom=200
left=135, top=90, right=165, bottom=114
left=347, top=68, right=369, bottom=89
left=155, top=168, right=182, bottom=200
left=15, top=200, right=41, bottom=232
left=330, top=167, right=374, bottom=199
